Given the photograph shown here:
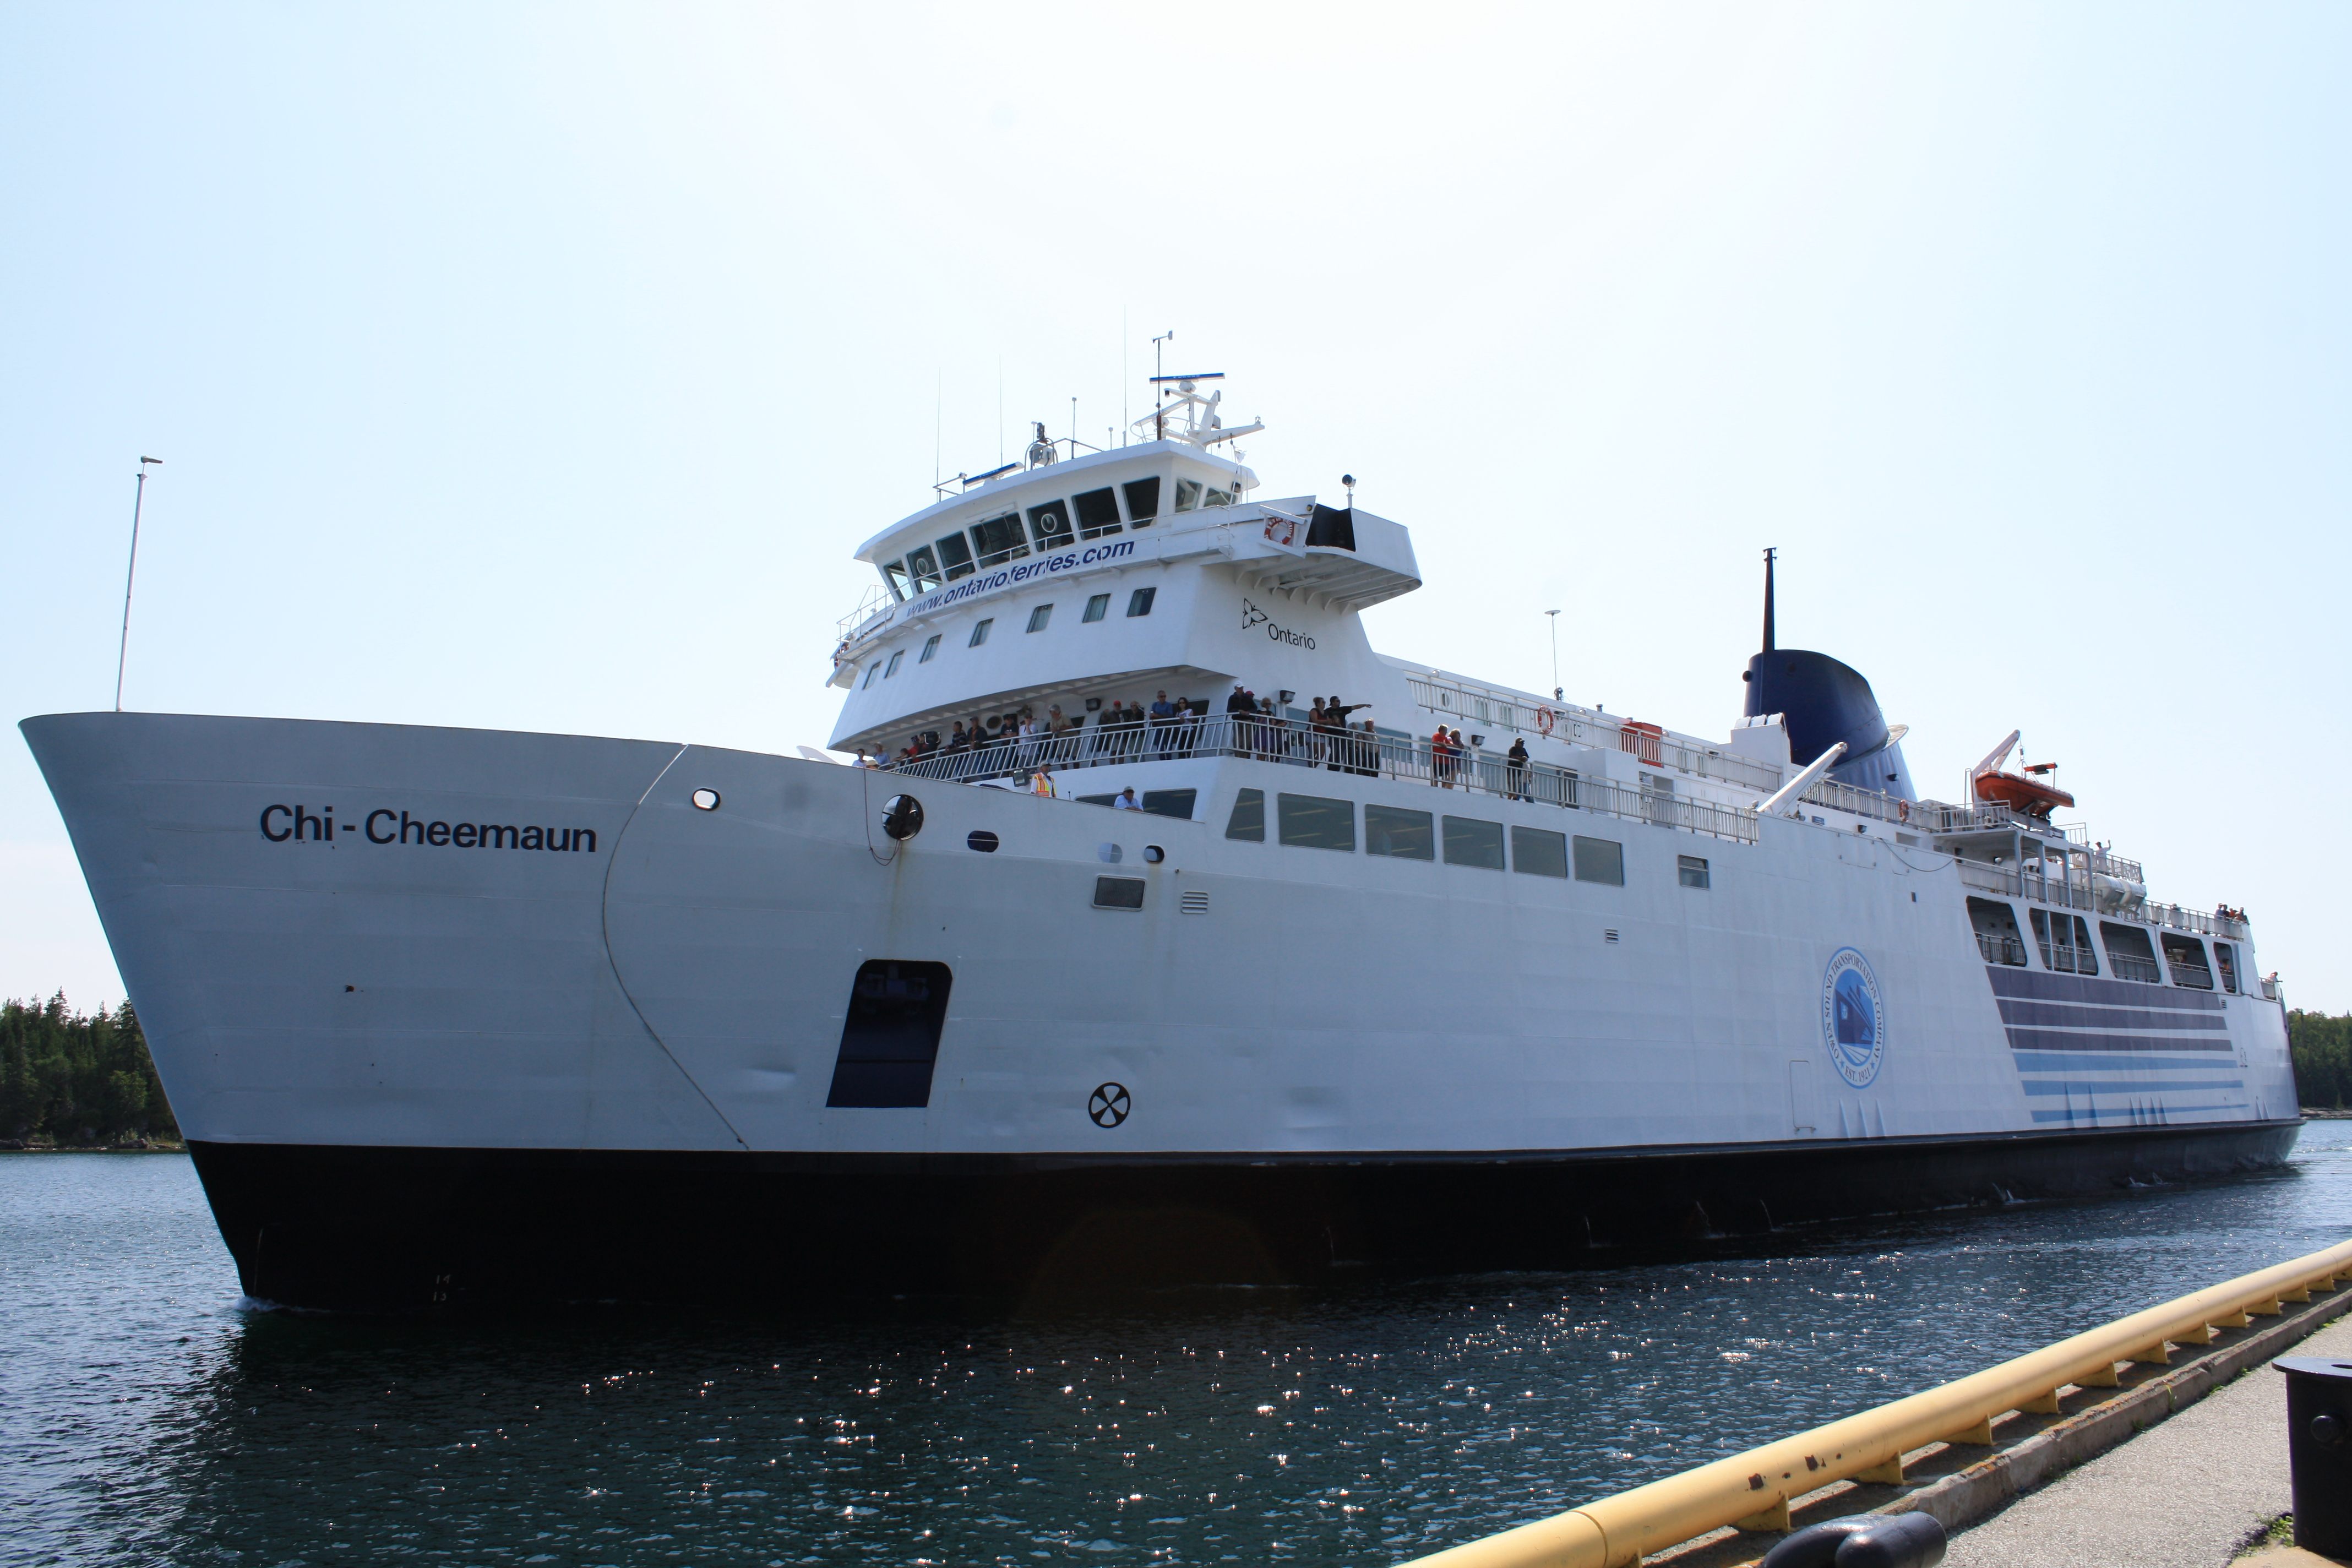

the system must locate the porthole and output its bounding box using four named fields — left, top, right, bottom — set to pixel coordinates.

left=967, top=830, right=1000, bottom=853
left=1142, top=845, right=1165, bottom=864
left=881, top=794, right=924, bottom=840
left=690, top=788, right=721, bottom=812
left=1098, top=842, right=1123, bottom=864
